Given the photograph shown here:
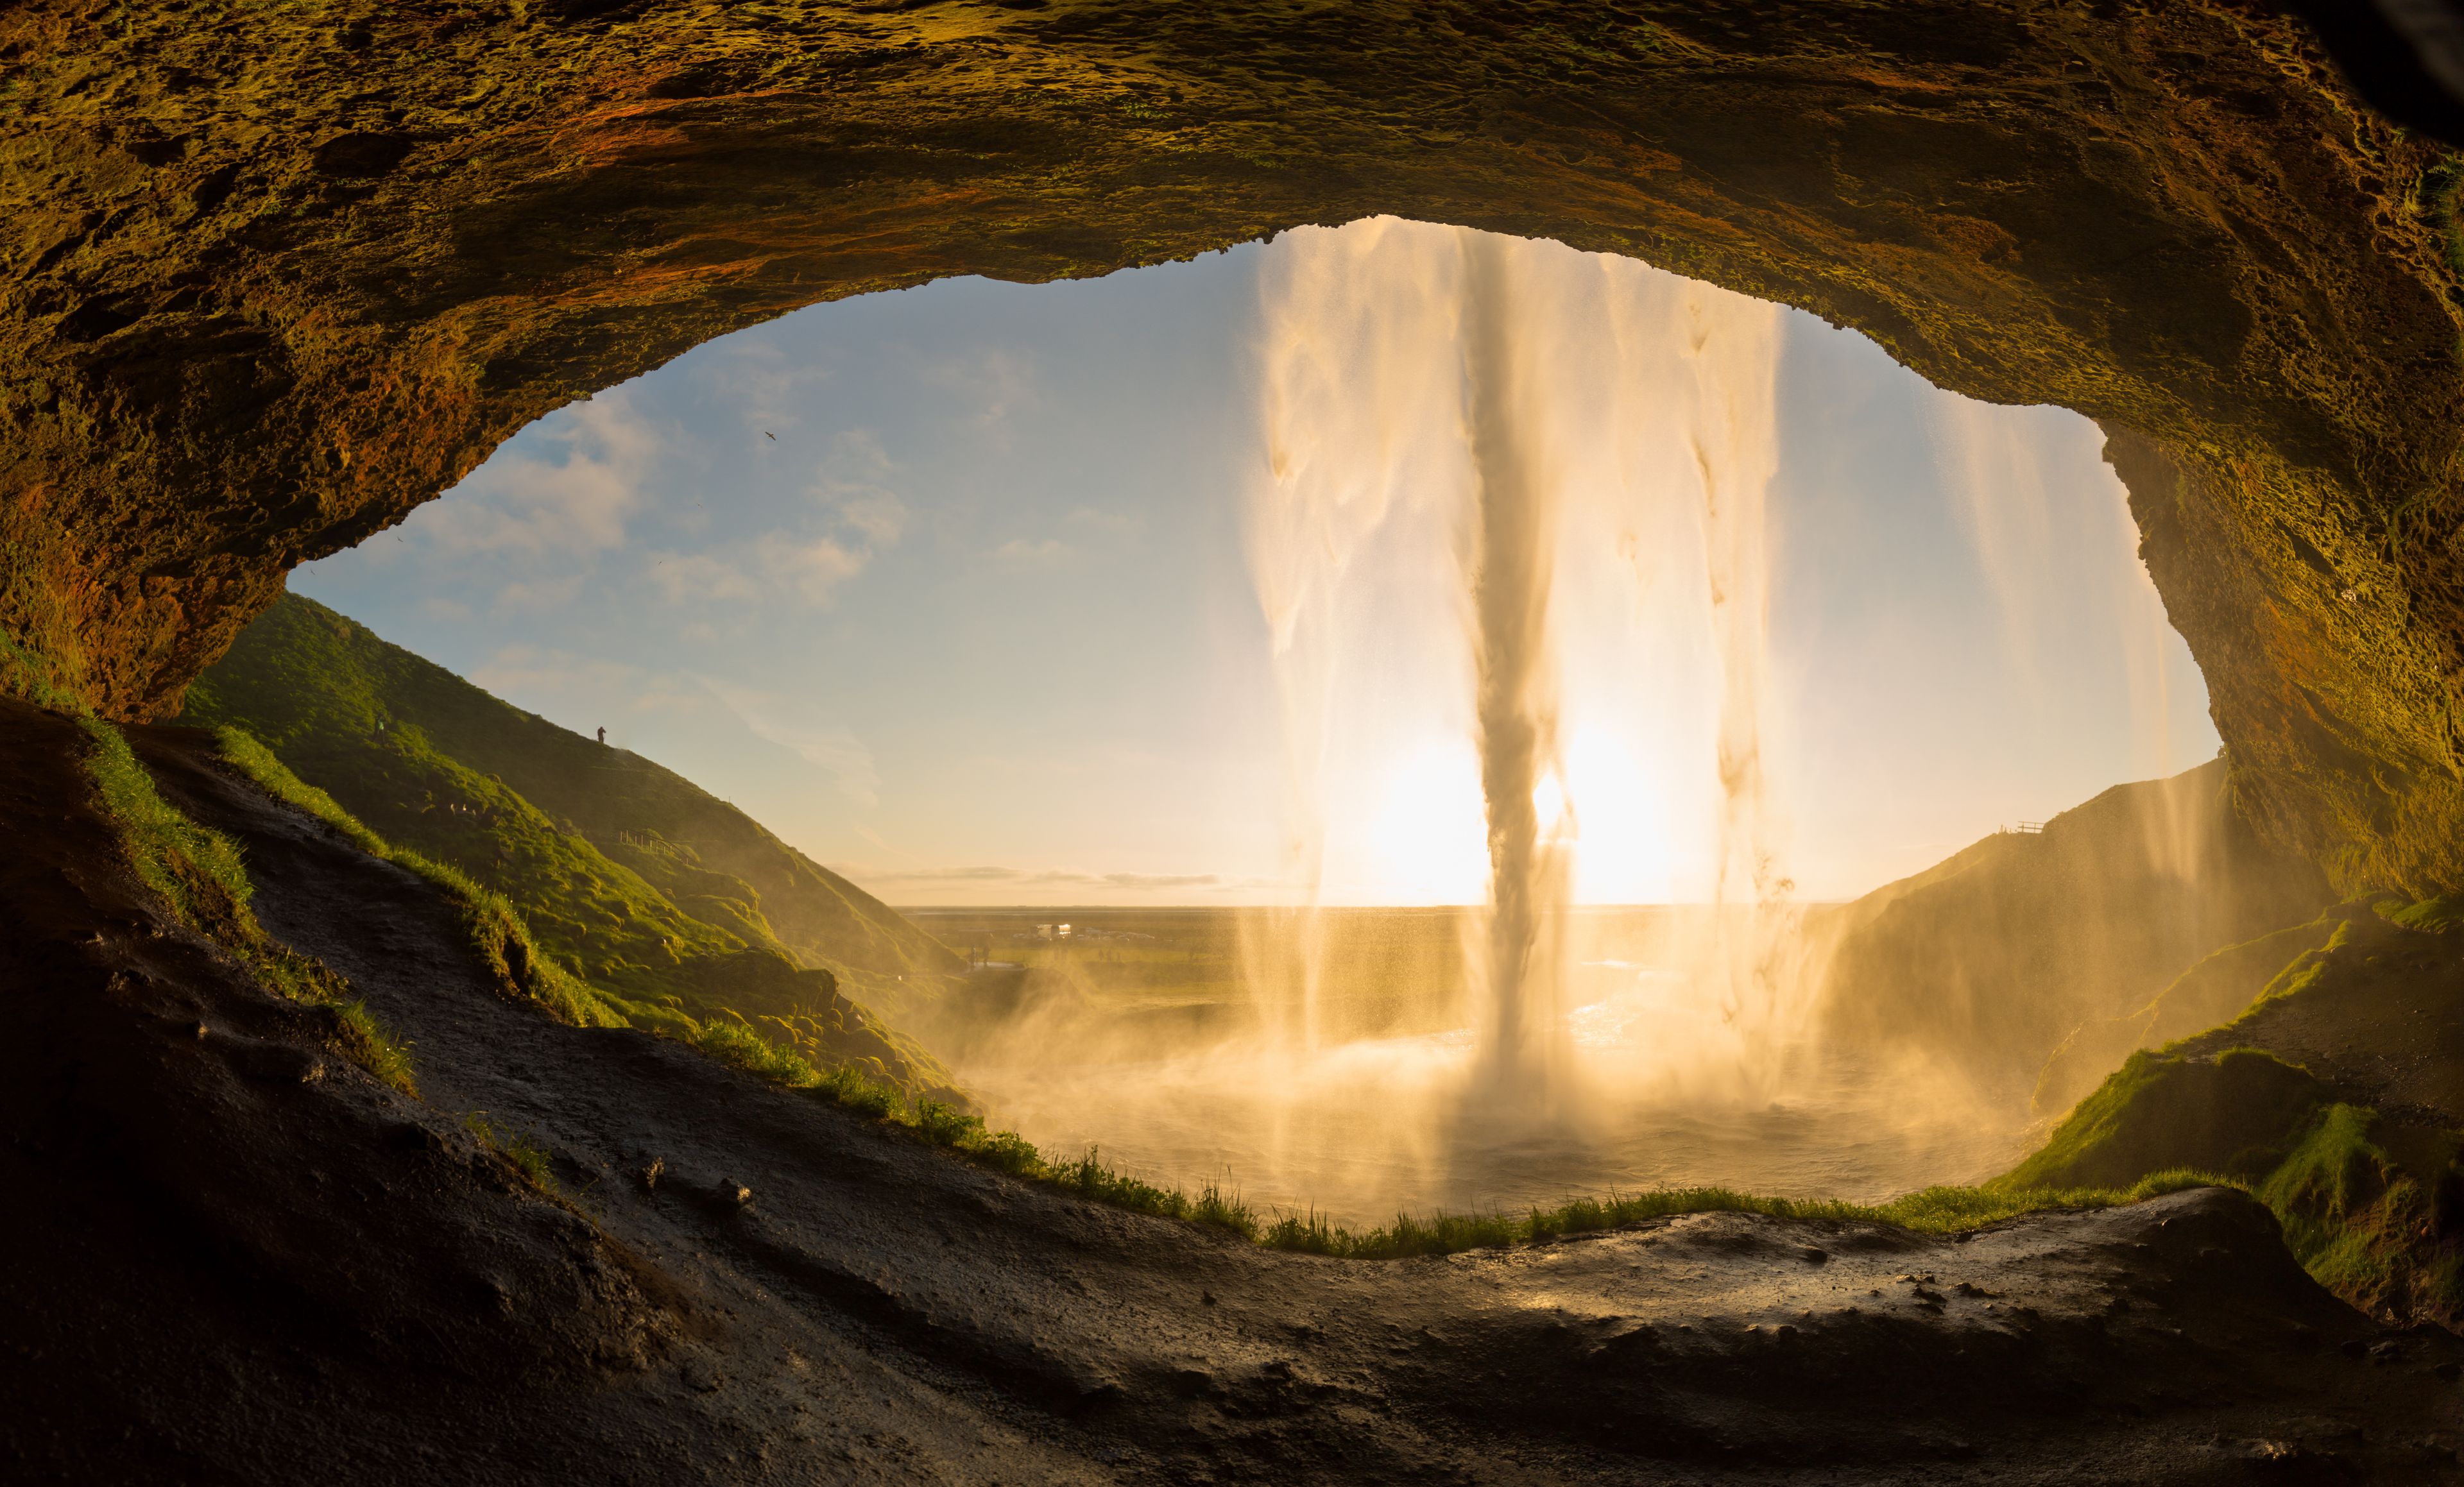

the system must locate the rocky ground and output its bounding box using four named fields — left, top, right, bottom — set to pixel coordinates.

left=3, top=699, right=2460, bottom=1484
